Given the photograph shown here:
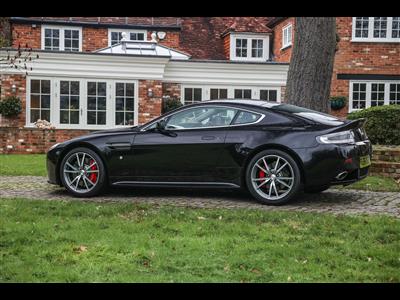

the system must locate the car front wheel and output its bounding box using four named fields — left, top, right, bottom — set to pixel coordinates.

left=60, top=147, right=106, bottom=197
left=246, top=149, right=301, bottom=205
